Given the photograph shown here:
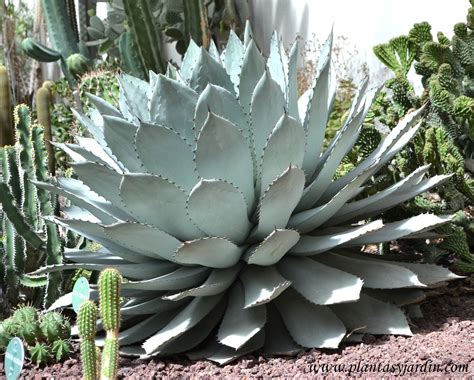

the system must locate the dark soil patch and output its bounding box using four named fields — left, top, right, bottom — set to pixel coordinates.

left=2, top=279, right=473, bottom=379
